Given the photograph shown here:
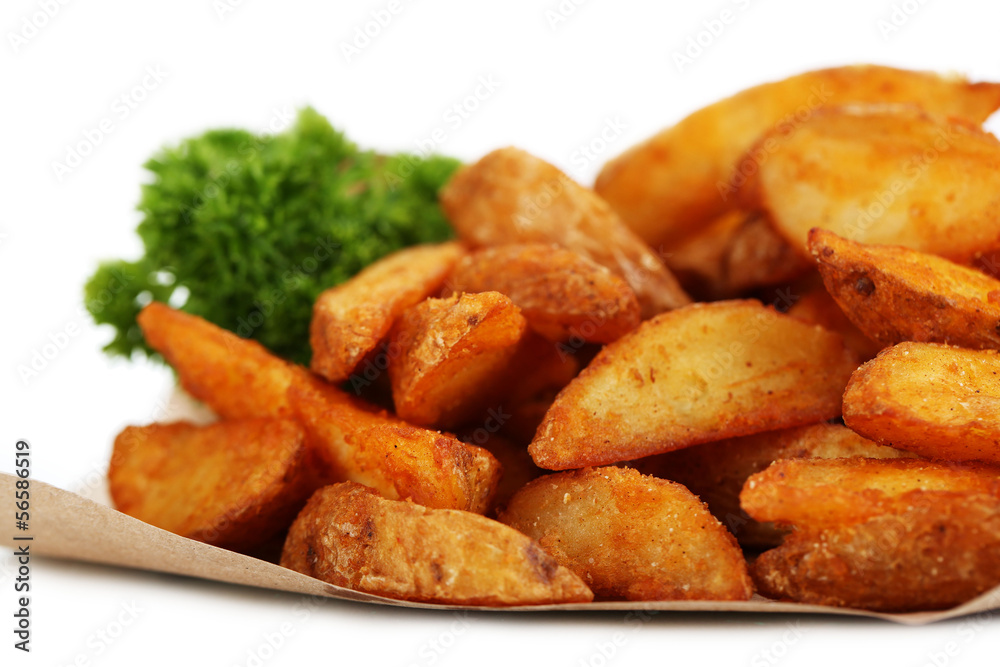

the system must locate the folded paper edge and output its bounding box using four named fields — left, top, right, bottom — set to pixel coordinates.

left=4, top=473, right=997, bottom=624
